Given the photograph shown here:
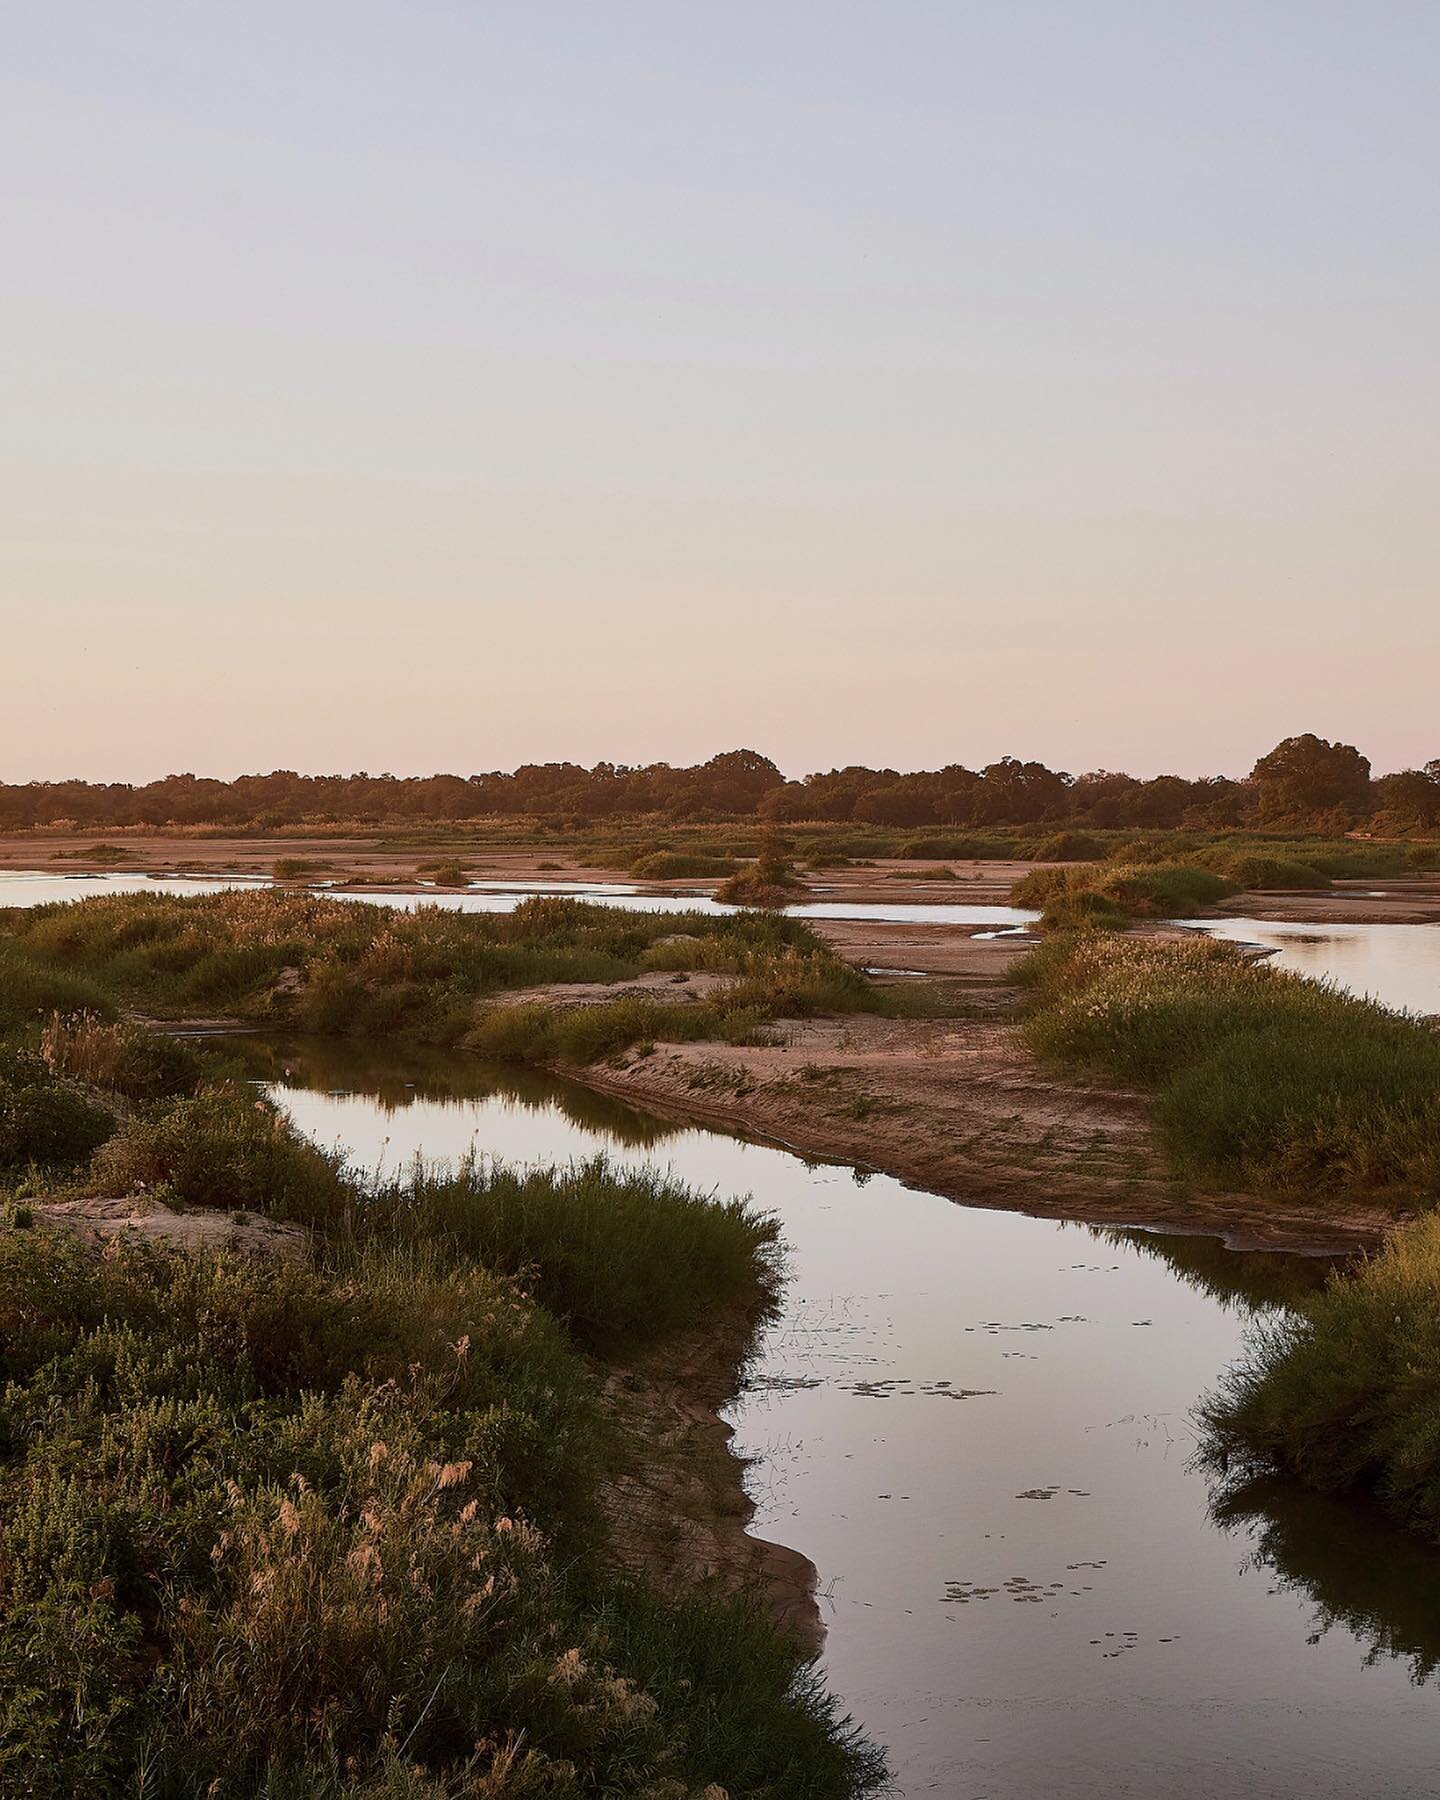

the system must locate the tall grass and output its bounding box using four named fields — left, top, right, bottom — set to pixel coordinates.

left=1018, top=933, right=1440, bottom=1198
left=628, top=849, right=737, bottom=879
left=0, top=942, right=116, bottom=1031
left=1010, top=861, right=1236, bottom=927
left=1202, top=1213, right=1440, bottom=1543
left=1, top=889, right=865, bottom=1056
left=0, top=1018, right=883, bottom=1792
left=365, top=1154, right=784, bottom=1352
left=0, top=1219, right=882, bottom=1795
